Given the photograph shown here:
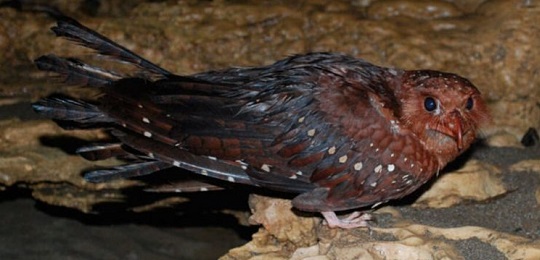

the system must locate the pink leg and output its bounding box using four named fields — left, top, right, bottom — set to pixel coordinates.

left=321, top=211, right=372, bottom=229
